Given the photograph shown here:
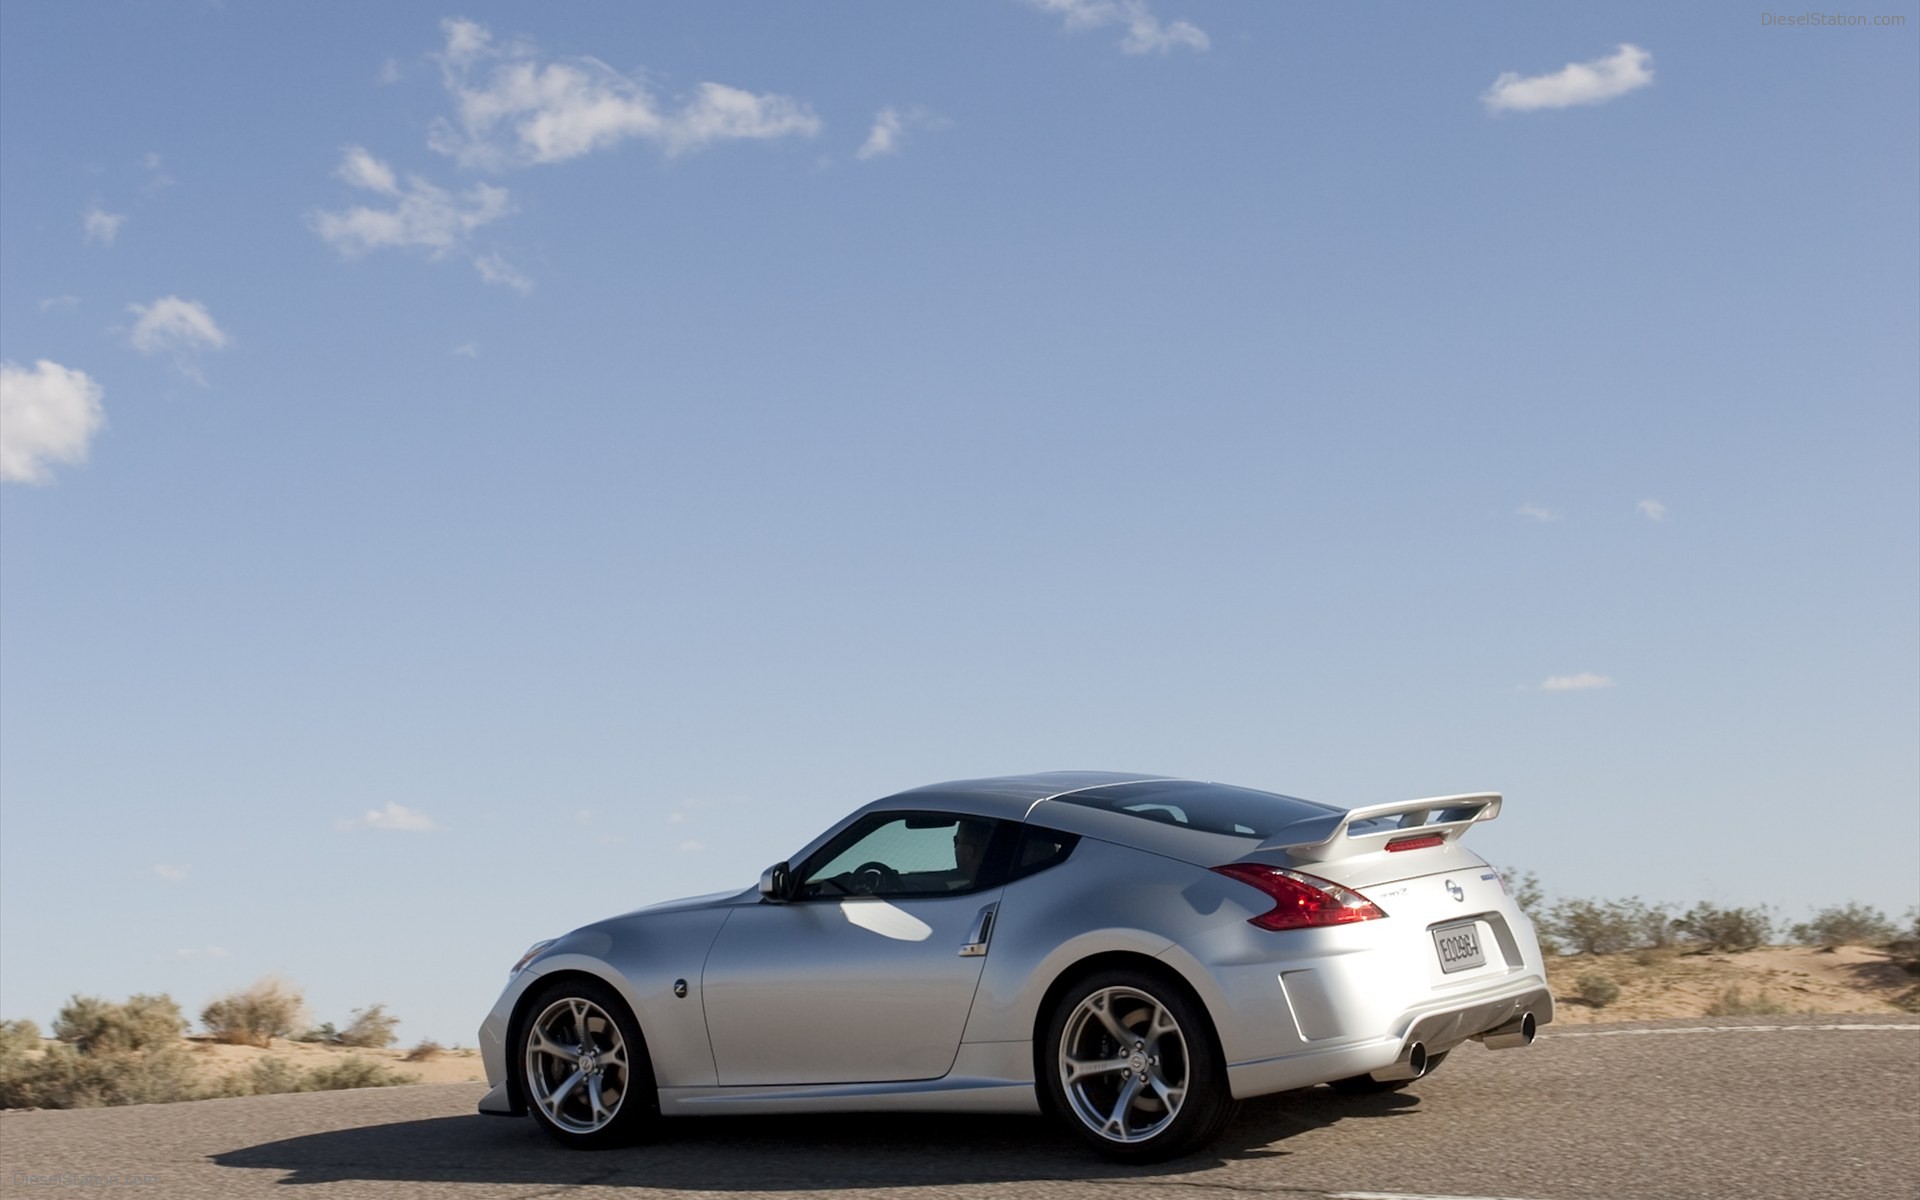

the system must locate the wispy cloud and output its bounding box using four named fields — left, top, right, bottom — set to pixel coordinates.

left=310, top=146, right=518, bottom=286
left=83, top=205, right=126, bottom=247
left=128, top=296, right=229, bottom=382
left=1025, top=0, right=1210, bottom=55
left=472, top=251, right=532, bottom=293
left=427, top=18, right=821, bottom=170
left=452, top=341, right=479, bottom=358
left=377, top=57, right=402, bottom=86
left=1484, top=44, right=1654, bottom=113
left=176, top=945, right=229, bottom=958
left=1540, top=672, right=1614, bottom=692
left=1, top=359, right=106, bottom=485
left=856, top=106, right=949, bottom=161
left=338, top=802, right=444, bottom=832
left=39, top=295, right=80, bottom=313
left=152, top=864, right=189, bottom=883
left=142, top=152, right=176, bottom=193
left=1637, top=499, right=1667, bottom=522
left=676, top=840, right=705, bottom=854
left=1515, top=502, right=1562, bottom=523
